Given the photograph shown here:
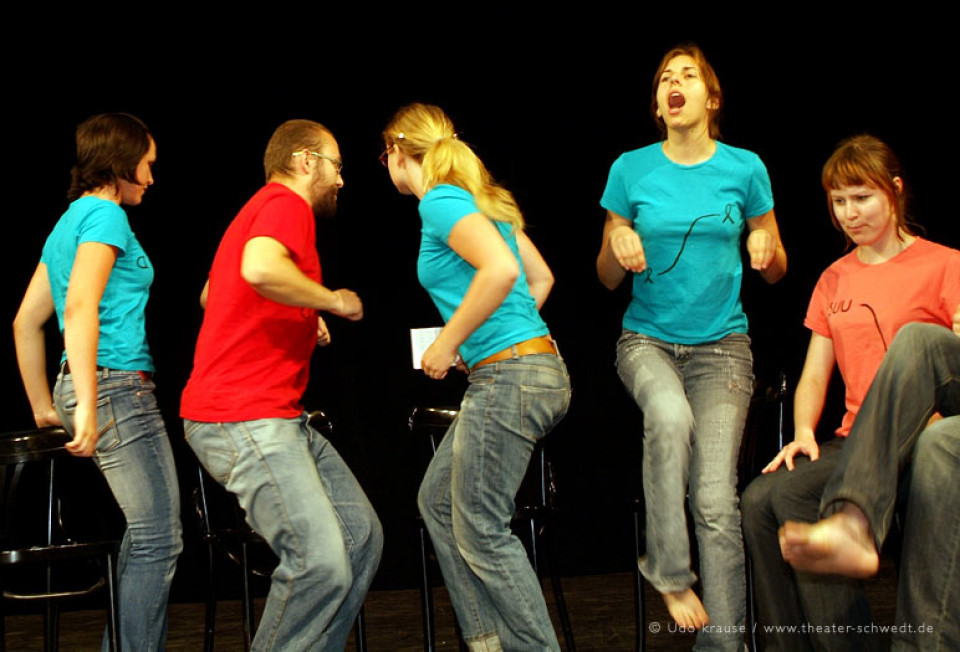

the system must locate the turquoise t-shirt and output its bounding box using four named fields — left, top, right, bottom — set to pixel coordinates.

left=40, top=196, right=155, bottom=371
left=600, top=142, right=774, bottom=344
left=417, top=184, right=549, bottom=367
